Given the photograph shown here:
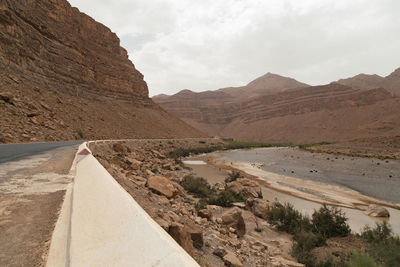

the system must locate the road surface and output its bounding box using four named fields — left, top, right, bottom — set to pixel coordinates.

left=0, top=141, right=82, bottom=267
